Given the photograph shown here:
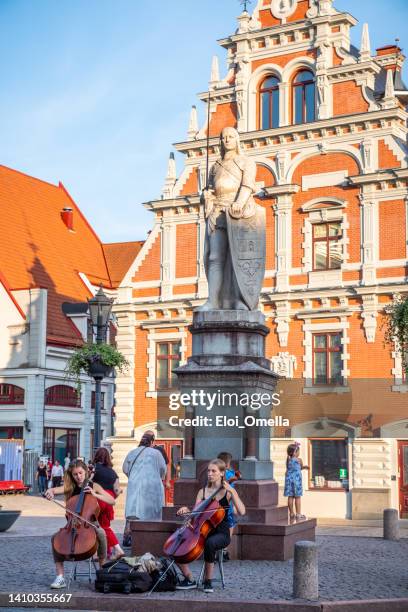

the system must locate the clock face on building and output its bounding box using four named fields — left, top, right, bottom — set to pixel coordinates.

left=271, top=0, right=298, bottom=20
